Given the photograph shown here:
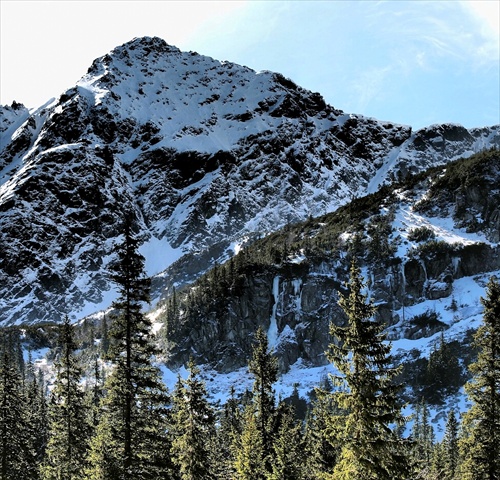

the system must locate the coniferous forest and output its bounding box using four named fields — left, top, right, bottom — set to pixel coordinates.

left=0, top=226, right=498, bottom=480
